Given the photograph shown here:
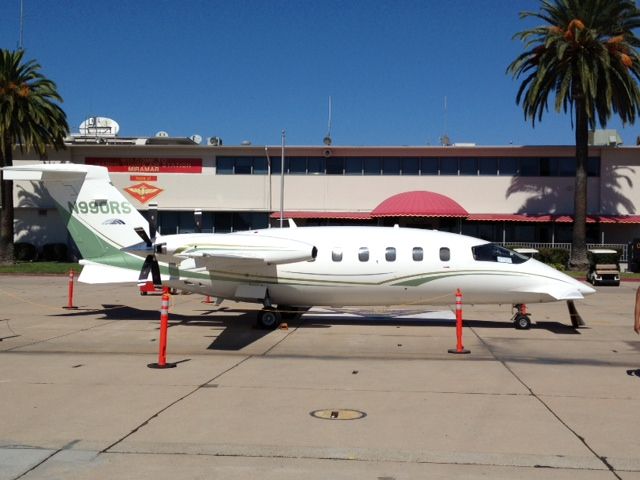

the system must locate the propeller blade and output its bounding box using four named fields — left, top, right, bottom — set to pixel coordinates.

left=139, top=255, right=153, bottom=282
left=151, top=259, right=162, bottom=286
left=134, top=227, right=152, bottom=247
left=567, top=300, right=586, bottom=328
